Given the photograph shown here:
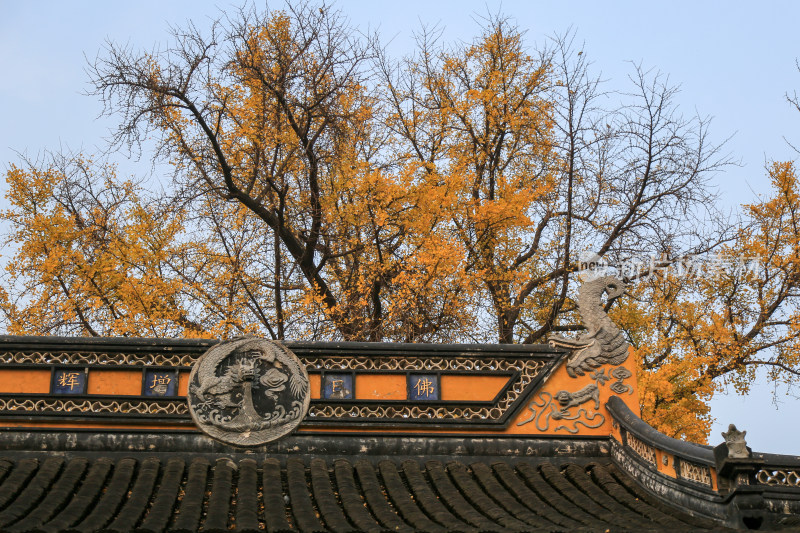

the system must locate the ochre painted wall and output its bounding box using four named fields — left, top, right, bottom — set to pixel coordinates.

left=0, top=350, right=641, bottom=440
left=87, top=370, right=142, bottom=396
left=441, top=375, right=508, bottom=402
left=355, top=374, right=406, bottom=400
left=0, top=369, right=50, bottom=394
